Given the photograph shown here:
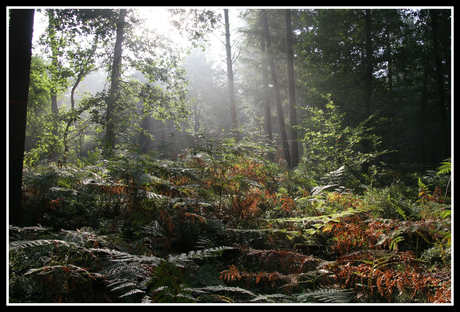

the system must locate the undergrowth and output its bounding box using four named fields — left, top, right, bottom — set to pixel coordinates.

left=9, top=144, right=451, bottom=303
